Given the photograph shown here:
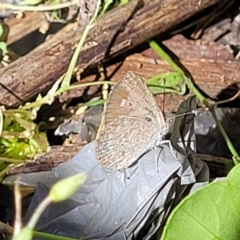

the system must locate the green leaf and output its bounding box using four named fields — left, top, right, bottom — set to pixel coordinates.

left=0, top=42, right=8, bottom=55
left=0, top=25, right=3, bottom=38
left=161, top=164, right=240, bottom=240
left=85, top=98, right=105, bottom=107
left=147, top=72, right=187, bottom=95
left=2, top=141, right=31, bottom=159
